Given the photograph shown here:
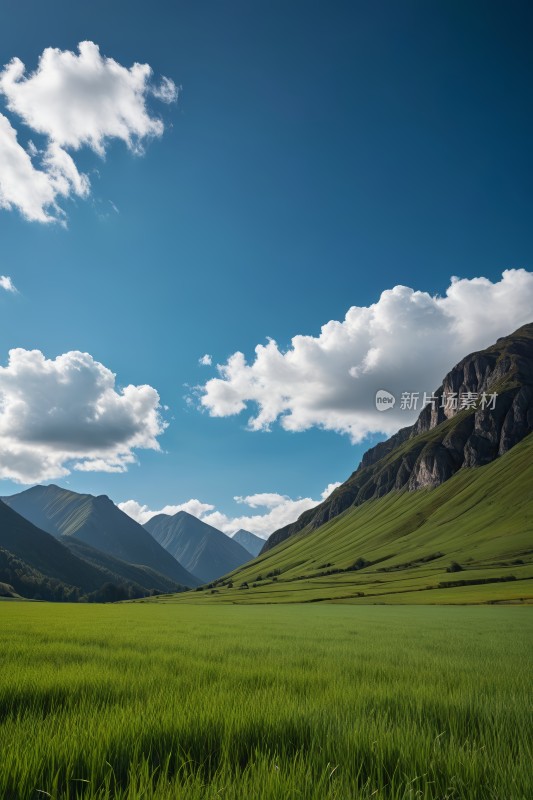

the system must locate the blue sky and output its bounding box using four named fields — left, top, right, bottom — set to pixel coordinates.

left=1, top=1, right=532, bottom=535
